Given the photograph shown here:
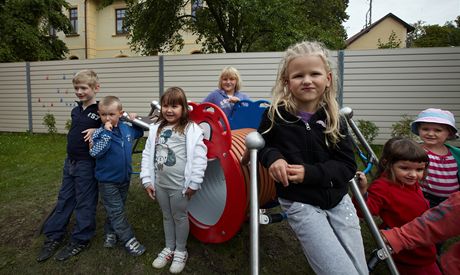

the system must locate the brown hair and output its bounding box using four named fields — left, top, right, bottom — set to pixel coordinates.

left=157, top=87, right=190, bottom=134
left=379, top=138, right=429, bottom=183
